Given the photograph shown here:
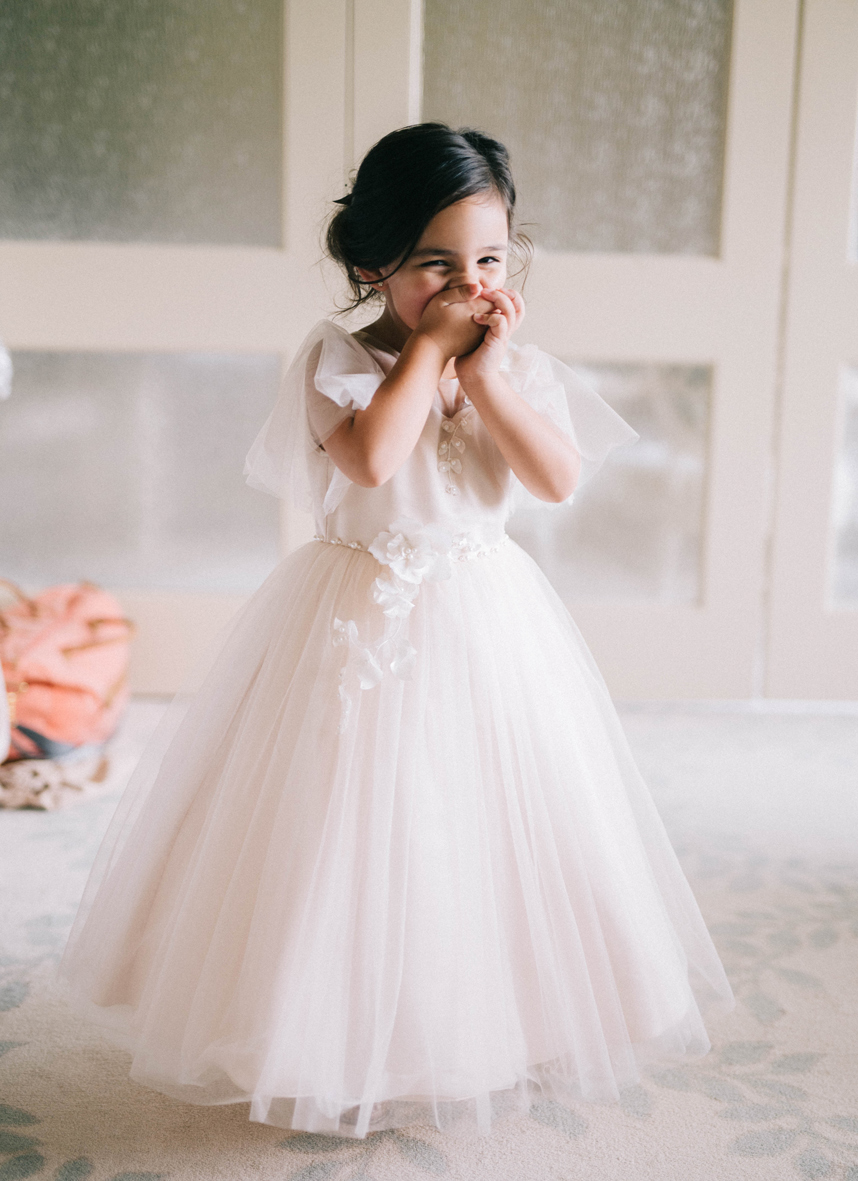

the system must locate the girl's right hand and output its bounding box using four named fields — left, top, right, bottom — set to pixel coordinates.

left=414, top=284, right=494, bottom=360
